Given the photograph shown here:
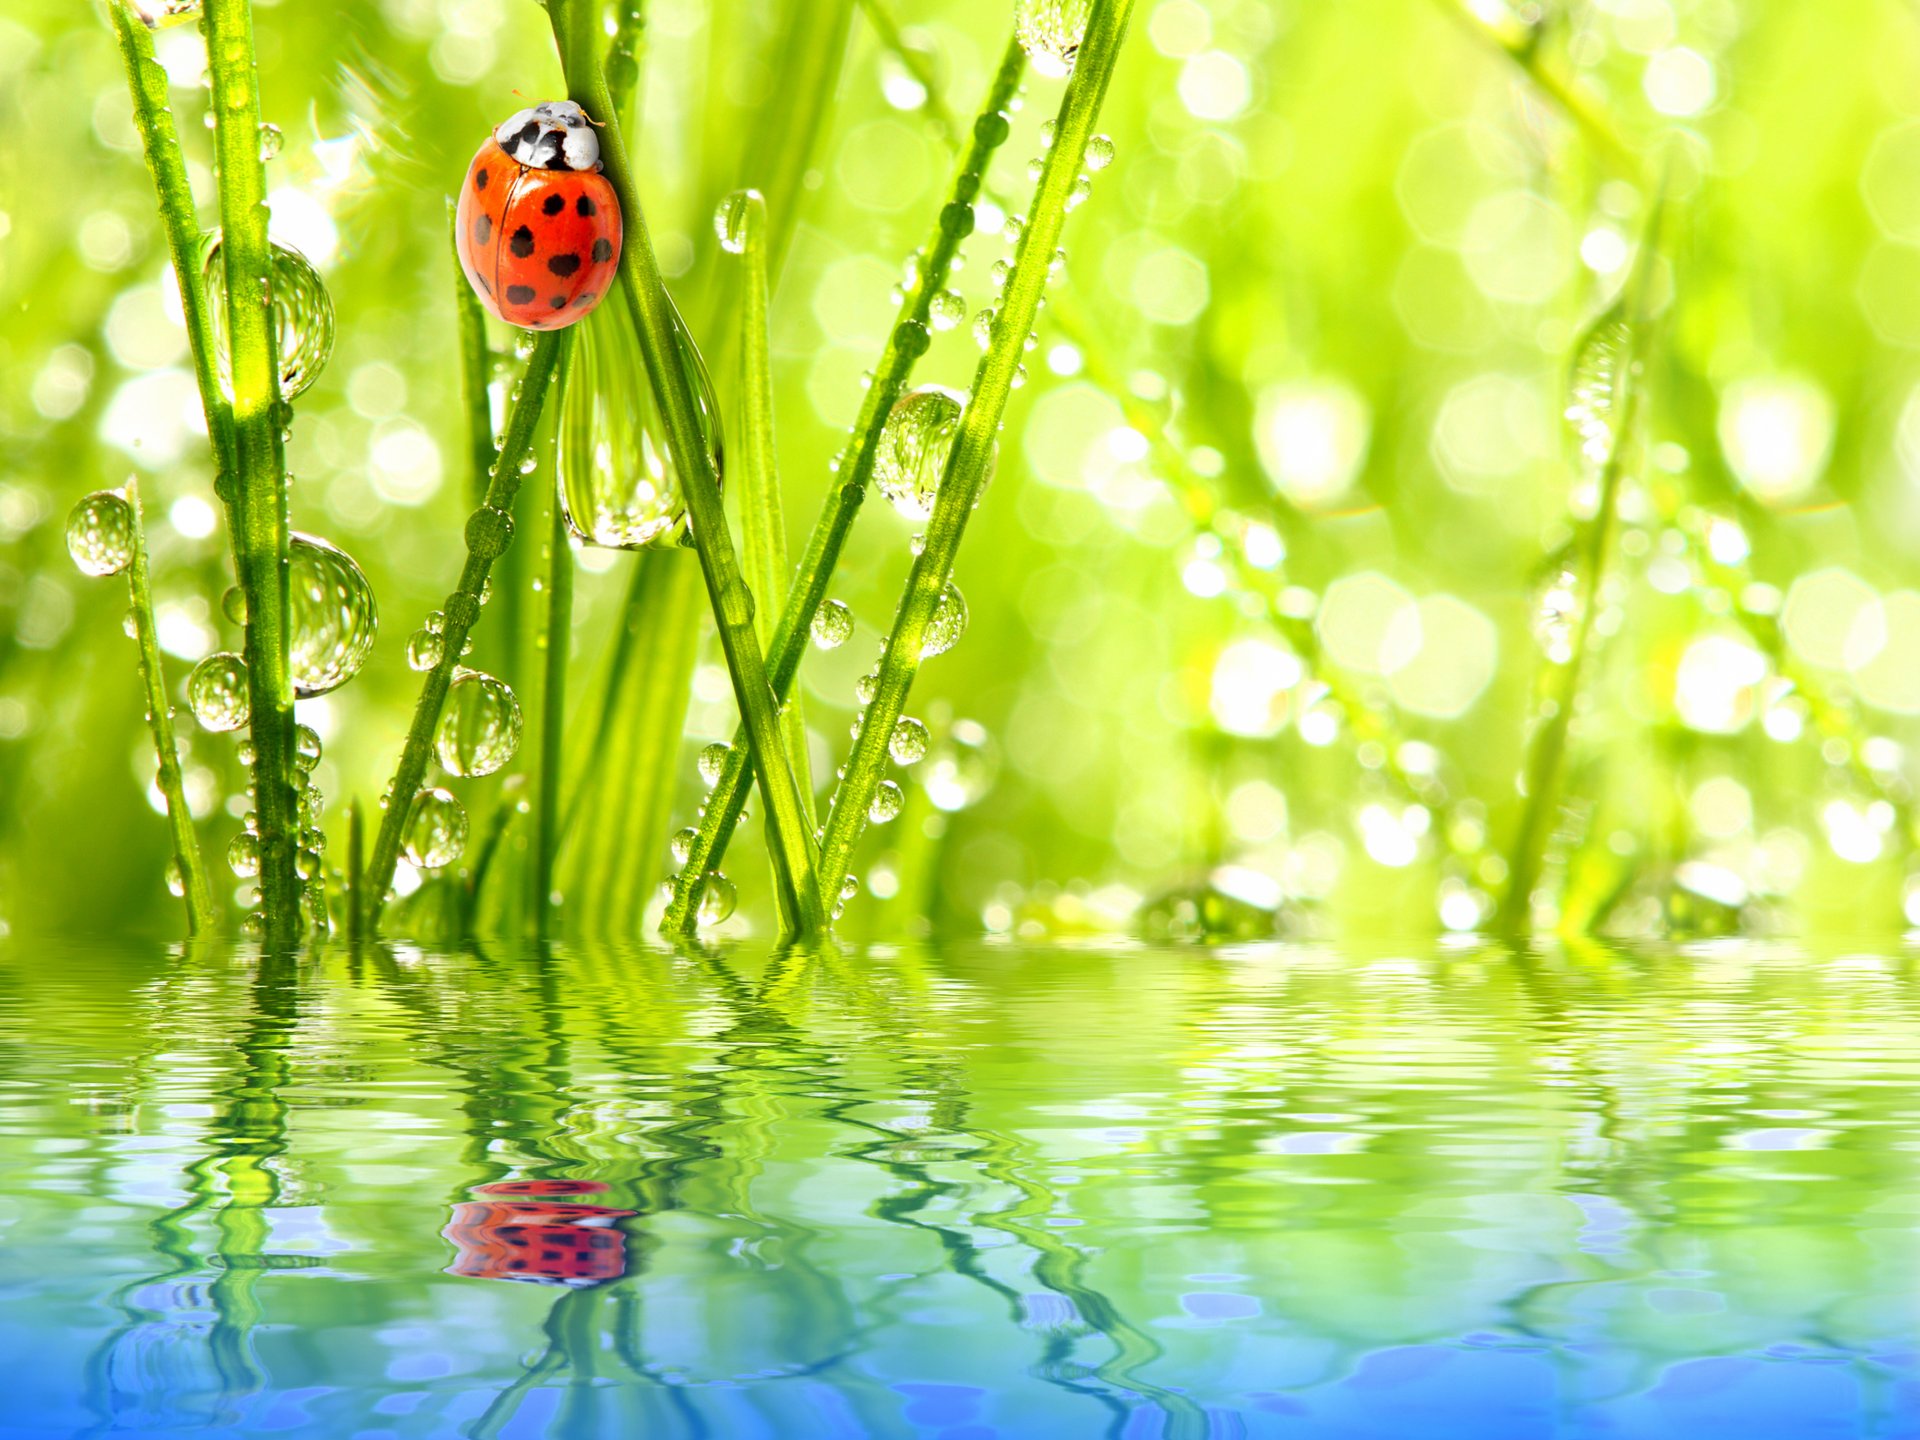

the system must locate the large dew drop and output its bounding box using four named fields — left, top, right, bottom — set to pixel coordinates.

left=697, top=742, right=731, bottom=786
left=695, top=872, right=737, bottom=927
left=874, top=385, right=985, bottom=522
left=1015, top=0, right=1092, bottom=78
left=811, top=600, right=854, bottom=650
left=66, top=491, right=135, bottom=578
left=288, top=533, right=377, bottom=697
left=920, top=581, right=968, bottom=658
left=202, top=235, right=336, bottom=402
left=889, top=716, right=930, bottom=765
left=868, top=780, right=905, bottom=823
left=435, top=669, right=523, bottom=778
left=404, top=787, right=468, bottom=870
left=557, top=292, right=722, bottom=550
left=187, top=652, right=250, bottom=732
